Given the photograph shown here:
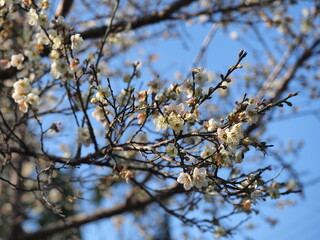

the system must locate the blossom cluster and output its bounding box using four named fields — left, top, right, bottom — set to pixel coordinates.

left=177, top=167, right=208, bottom=190
left=8, top=4, right=84, bottom=112
left=12, top=77, right=39, bottom=113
